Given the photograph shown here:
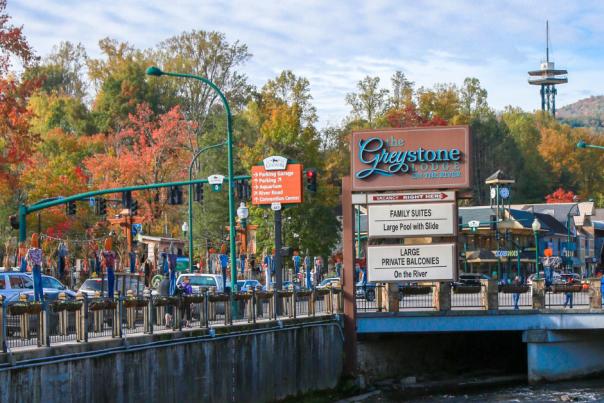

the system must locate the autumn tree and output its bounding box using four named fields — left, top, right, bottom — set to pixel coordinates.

left=0, top=0, right=39, bottom=240
left=84, top=104, right=195, bottom=232
left=545, top=188, right=577, bottom=203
